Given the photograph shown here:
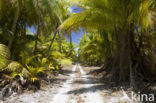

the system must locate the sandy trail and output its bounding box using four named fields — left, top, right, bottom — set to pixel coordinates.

left=50, top=65, right=77, bottom=103
left=76, top=65, right=104, bottom=103
left=4, top=65, right=133, bottom=103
